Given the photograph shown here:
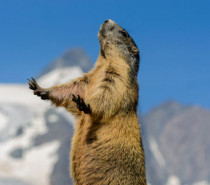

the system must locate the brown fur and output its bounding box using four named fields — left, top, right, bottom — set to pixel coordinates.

left=29, top=20, right=147, bottom=185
